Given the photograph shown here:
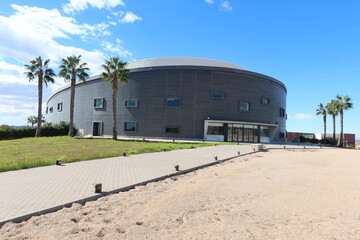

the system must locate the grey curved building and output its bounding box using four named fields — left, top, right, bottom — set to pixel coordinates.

left=46, top=57, right=287, bottom=143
